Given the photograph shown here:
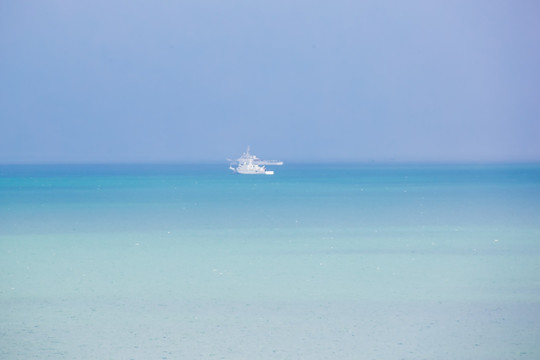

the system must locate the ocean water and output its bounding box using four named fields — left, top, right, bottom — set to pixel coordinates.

left=1, top=164, right=539, bottom=359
